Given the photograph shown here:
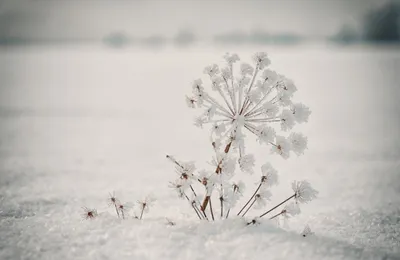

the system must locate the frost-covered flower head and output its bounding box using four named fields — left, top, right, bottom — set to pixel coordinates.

left=82, top=207, right=98, bottom=220
left=292, top=180, right=318, bottom=204
left=254, top=188, right=272, bottom=209
left=281, top=202, right=301, bottom=218
left=168, top=179, right=186, bottom=198
left=186, top=52, right=310, bottom=166
left=107, top=192, right=120, bottom=206
left=301, top=224, right=314, bottom=237
left=137, top=195, right=156, bottom=213
left=260, top=162, right=279, bottom=187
